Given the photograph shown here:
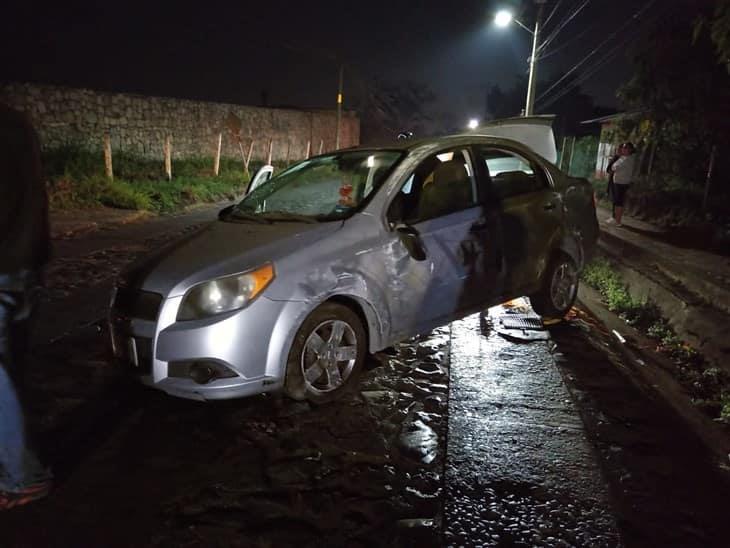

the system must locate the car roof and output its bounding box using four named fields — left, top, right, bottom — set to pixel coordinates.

left=340, top=133, right=550, bottom=161
left=337, top=116, right=558, bottom=162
